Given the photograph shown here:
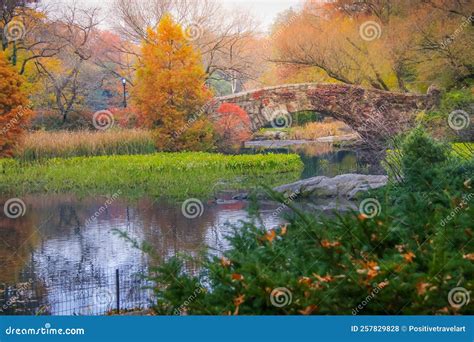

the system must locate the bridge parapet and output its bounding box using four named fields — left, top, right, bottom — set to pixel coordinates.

left=208, top=83, right=440, bottom=142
